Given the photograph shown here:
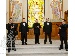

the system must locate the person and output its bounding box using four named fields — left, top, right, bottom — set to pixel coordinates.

left=6, top=18, right=18, bottom=53
left=19, top=18, right=28, bottom=45
left=33, top=19, right=41, bottom=44
left=58, top=19, right=68, bottom=51
left=43, top=18, right=52, bottom=44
